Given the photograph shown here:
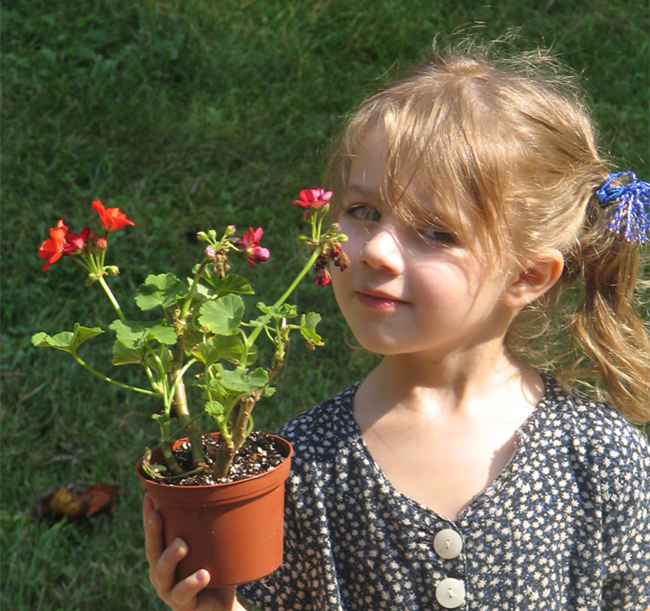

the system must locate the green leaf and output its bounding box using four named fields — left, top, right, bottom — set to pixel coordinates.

left=217, top=274, right=254, bottom=296
left=135, top=273, right=188, bottom=311
left=109, top=319, right=178, bottom=349
left=74, top=325, right=105, bottom=345
left=191, top=336, right=257, bottom=366
left=216, top=365, right=268, bottom=394
left=112, top=340, right=143, bottom=366
left=191, top=341, right=221, bottom=367
left=147, top=321, right=178, bottom=345
left=109, top=319, right=150, bottom=349
left=32, top=324, right=104, bottom=354
left=257, top=302, right=298, bottom=319
left=205, top=400, right=225, bottom=419
left=263, top=385, right=276, bottom=398
left=300, top=312, right=323, bottom=346
left=198, top=268, right=254, bottom=297
left=142, top=448, right=168, bottom=479
left=198, top=294, right=244, bottom=336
